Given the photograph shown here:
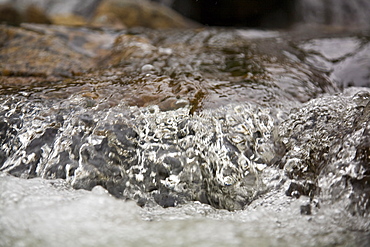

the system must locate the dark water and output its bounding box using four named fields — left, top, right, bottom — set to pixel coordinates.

left=155, top=0, right=370, bottom=29
left=1, top=18, right=370, bottom=247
